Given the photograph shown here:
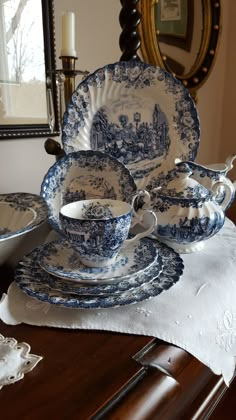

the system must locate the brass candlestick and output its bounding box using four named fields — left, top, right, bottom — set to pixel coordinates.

left=58, top=56, right=89, bottom=119
left=60, top=56, right=89, bottom=105
left=45, top=56, right=89, bottom=159
left=61, top=56, right=77, bottom=106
